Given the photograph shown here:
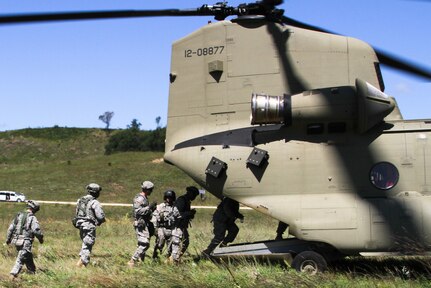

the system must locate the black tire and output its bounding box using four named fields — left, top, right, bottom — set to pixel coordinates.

left=291, top=251, right=327, bottom=274
left=17, top=199, right=22, bottom=202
